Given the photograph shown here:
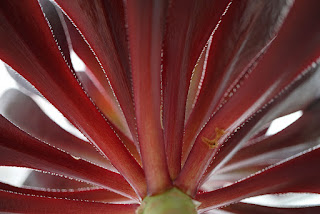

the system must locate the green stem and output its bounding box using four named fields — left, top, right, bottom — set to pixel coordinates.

left=137, top=187, right=198, bottom=214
